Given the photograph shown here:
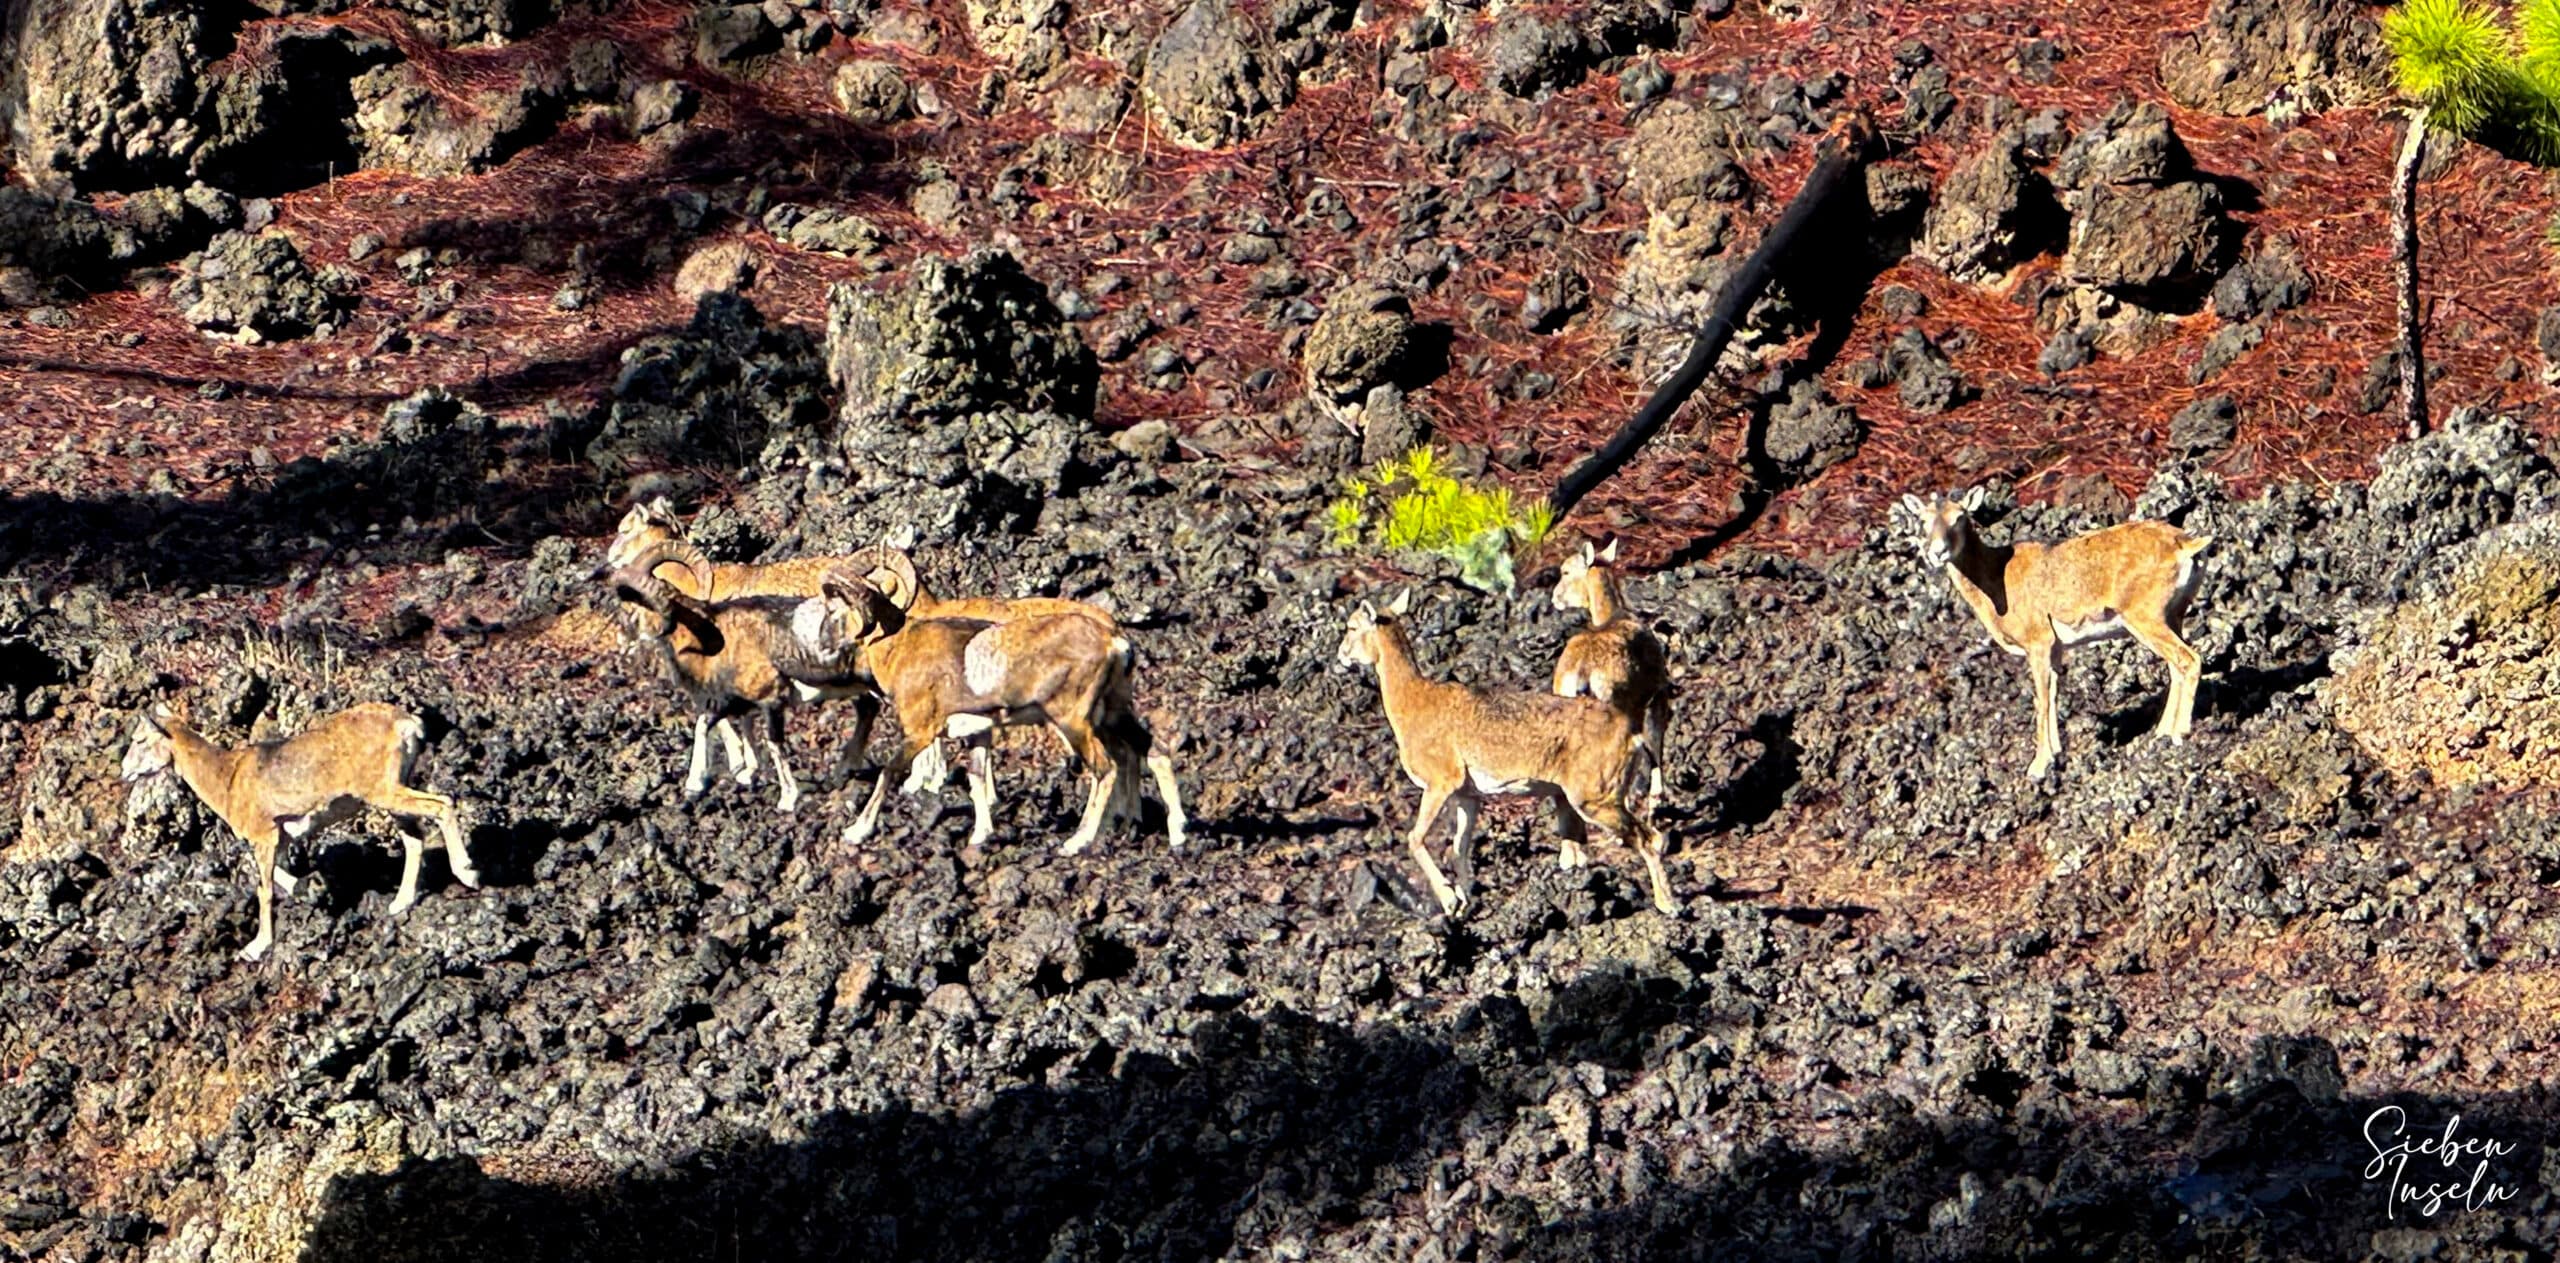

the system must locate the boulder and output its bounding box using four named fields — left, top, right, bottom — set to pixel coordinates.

left=2053, top=102, right=2239, bottom=308
left=1761, top=380, right=1864, bottom=481
left=2329, top=512, right=2560, bottom=791
left=1, top=0, right=216, bottom=191
left=169, top=231, right=349, bottom=341
left=1301, top=282, right=1417, bottom=405
left=965, top=0, right=1069, bottom=81
left=1917, top=131, right=2062, bottom=284
left=824, top=248, right=1100, bottom=434
left=2167, top=394, right=2238, bottom=456
left=585, top=292, right=831, bottom=474
left=351, top=62, right=562, bottom=177
left=832, top=60, right=914, bottom=125
left=2211, top=241, right=2313, bottom=321
left=2063, top=181, right=2237, bottom=305
left=1141, top=0, right=1292, bottom=149
left=695, top=5, right=781, bottom=67
left=674, top=239, right=760, bottom=305
left=1486, top=14, right=1591, bottom=98
left=2158, top=0, right=2390, bottom=117
left=1883, top=328, right=1970, bottom=414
